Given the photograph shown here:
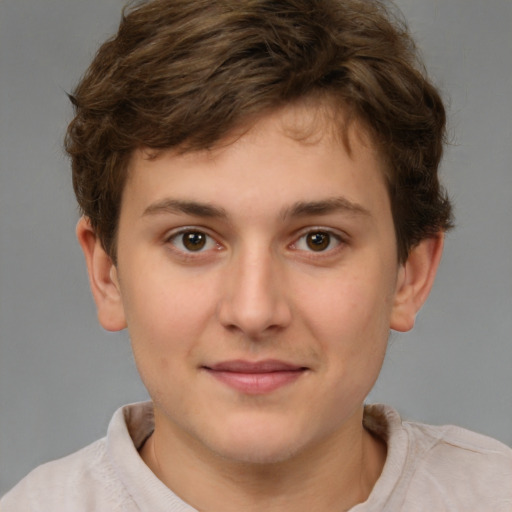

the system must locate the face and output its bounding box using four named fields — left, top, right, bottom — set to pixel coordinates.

left=108, top=106, right=406, bottom=464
